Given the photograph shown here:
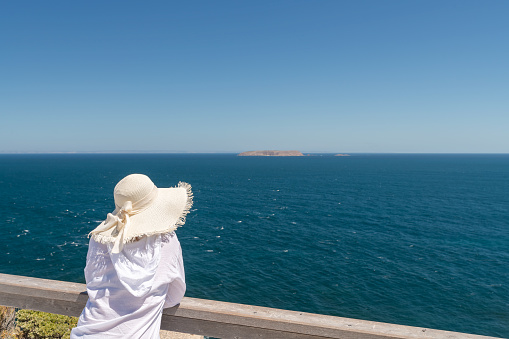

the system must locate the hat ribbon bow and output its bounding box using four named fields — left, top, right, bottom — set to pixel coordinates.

left=90, top=186, right=158, bottom=253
